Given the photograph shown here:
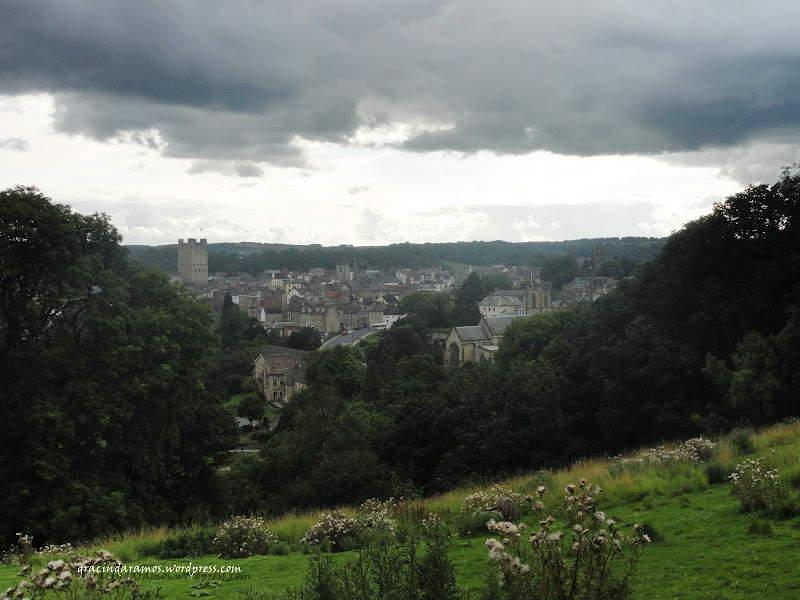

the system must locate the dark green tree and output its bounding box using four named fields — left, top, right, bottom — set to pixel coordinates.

left=540, top=253, right=579, bottom=289
left=0, top=187, right=235, bottom=544
left=237, top=393, right=265, bottom=426
left=398, top=291, right=454, bottom=328
left=452, top=272, right=486, bottom=326
left=284, top=326, right=322, bottom=350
